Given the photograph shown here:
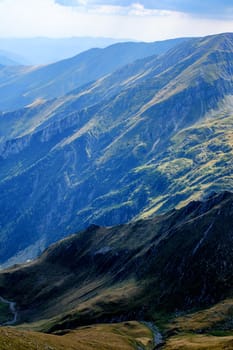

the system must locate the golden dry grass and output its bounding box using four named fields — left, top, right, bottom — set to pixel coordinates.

left=163, top=298, right=233, bottom=349
left=168, top=299, right=233, bottom=332
left=164, top=334, right=233, bottom=349
left=0, top=321, right=153, bottom=350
